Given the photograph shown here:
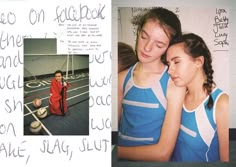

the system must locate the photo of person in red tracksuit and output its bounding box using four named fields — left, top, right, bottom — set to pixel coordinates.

left=49, top=70, right=69, bottom=116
